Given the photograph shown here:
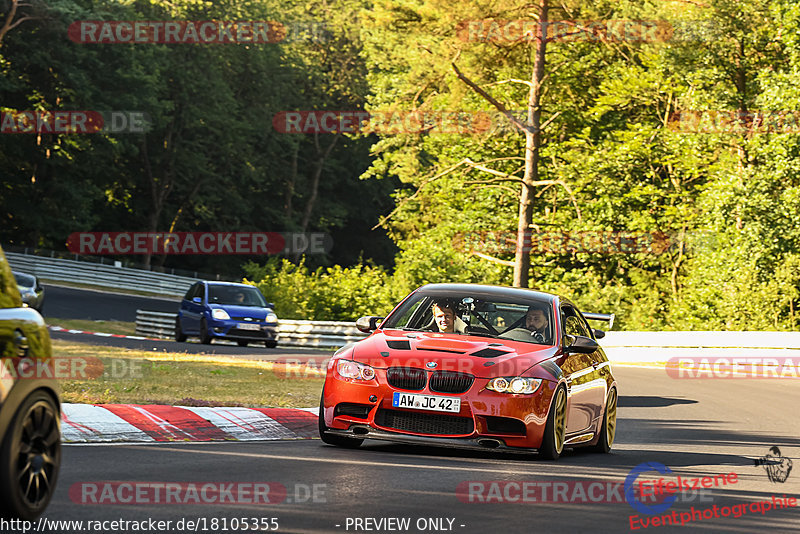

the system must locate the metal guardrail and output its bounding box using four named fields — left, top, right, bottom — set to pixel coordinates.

left=135, top=310, right=368, bottom=349
left=6, top=252, right=197, bottom=297
left=136, top=309, right=800, bottom=357
left=136, top=310, right=179, bottom=338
